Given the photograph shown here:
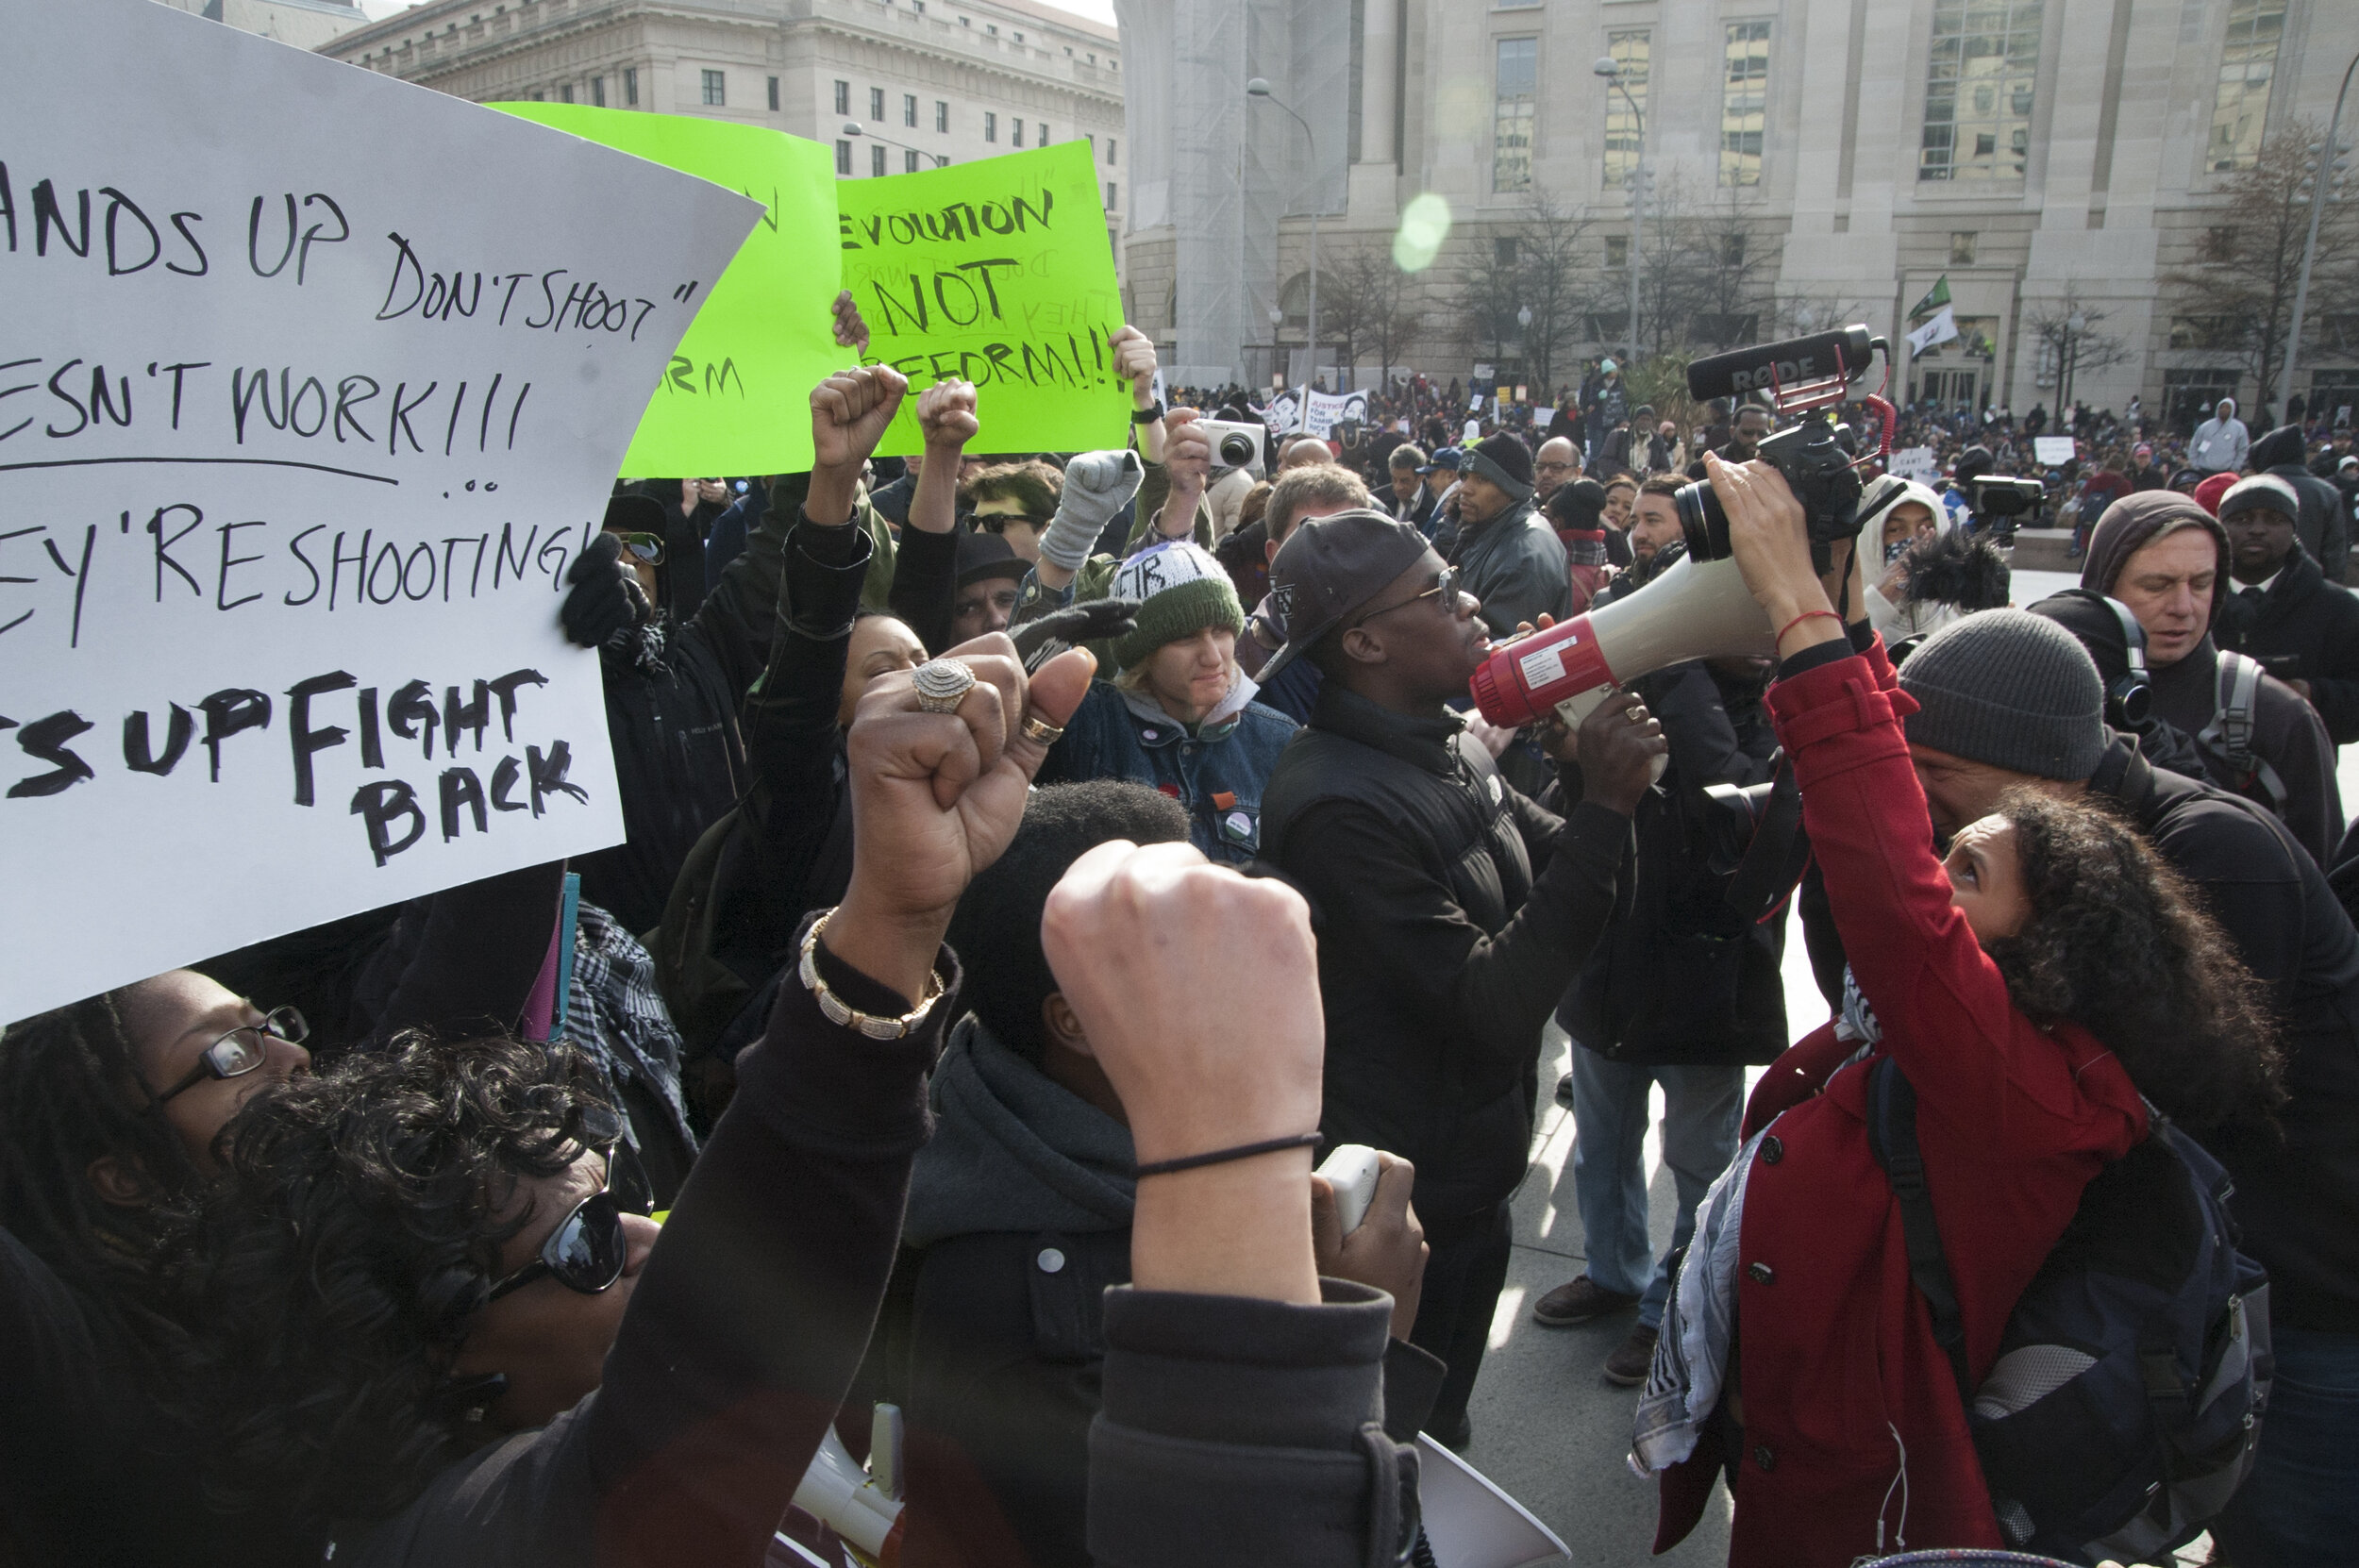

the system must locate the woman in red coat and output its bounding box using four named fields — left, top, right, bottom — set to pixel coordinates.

left=1637, top=456, right=2284, bottom=1564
